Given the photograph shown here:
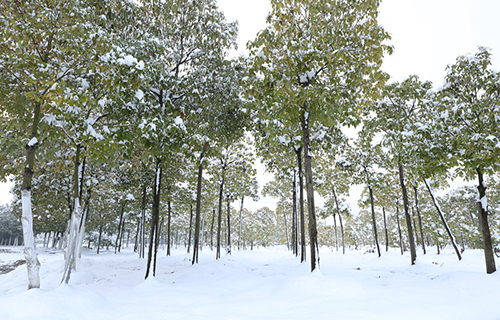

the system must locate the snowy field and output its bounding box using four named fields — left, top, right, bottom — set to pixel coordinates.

left=1, top=245, right=499, bottom=320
